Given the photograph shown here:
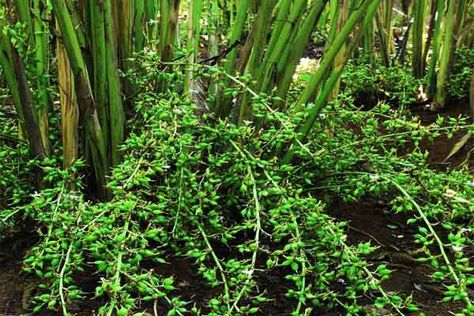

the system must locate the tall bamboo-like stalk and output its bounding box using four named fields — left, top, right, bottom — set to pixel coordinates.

left=184, top=0, right=203, bottom=98
left=295, top=0, right=377, bottom=111
left=382, top=0, right=394, bottom=60
left=14, top=0, right=50, bottom=154
left=363, top=9, right=375, bottom=62
left=432, top=0, right=456, bottom=110
left=426, top=0, right=445, bottom=97
left=57, top=34, right=79, bottom=168
left=454, top=0, right=468, bottom=40
left=208, top=0, right=220, bottom=108
left=283, top=0, right=381, bottom=164
left=260, top=0, right=292, bottom=71
left=237, top=0, right=278, bottom=123
left=0, top=46, right=45, bottom=159
left=145, top=0, right=159, bottom=47
left=274, top=0, right=327, bottom=108
left=470, top=70, right=474, bottom=117
left=422, top=0, right=438, bottom=69
left=375, top=1, right=393, bottom=67
left=412, top=0, right=427, bottom=78
left=116, top=0, right=133, bottom=69
left=160, top=0, right=180, bottom=63
left=105, top=0, right=125, bottom=167
left=330, top=0, right=351, bottom=99
left=90, top=0, right=108, bottom=146
left=237, top=0, right=277, bottom=75
left=257, top=0, right=308, bottom=94
left=32, top=0, right=50, bottom=153
left=51, top=0, right=108, bottom=194
left=133, top=1, right=145, bottom=52
left=215, top=0, right=250, bottom=118
left=325, top=0, right=340, bottom=56
left=0, top=9, right=45, bottom=158
left=158, top=0, right=180, bottom=92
